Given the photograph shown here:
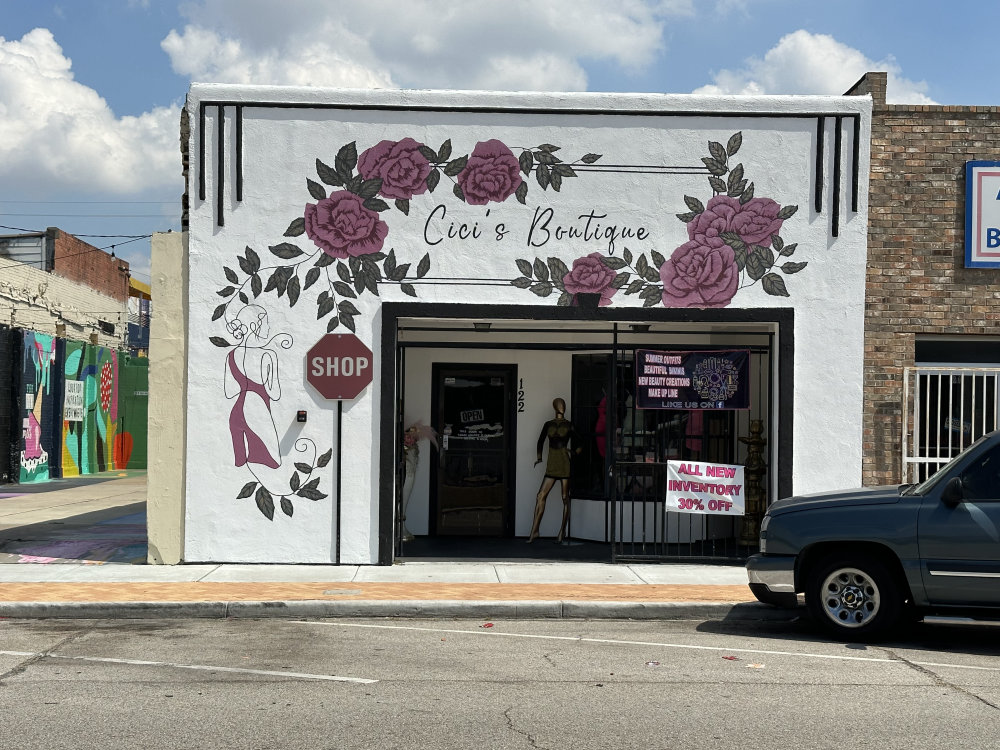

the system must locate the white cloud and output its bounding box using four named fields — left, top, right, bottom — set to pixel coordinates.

left=692, top=30, right=936, bottom=104
left=163, top=0, right=692, bottom=92
left=0, top=28, right=181, bottom=195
